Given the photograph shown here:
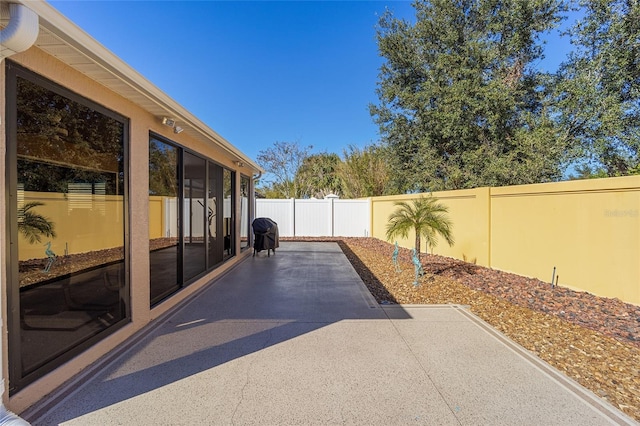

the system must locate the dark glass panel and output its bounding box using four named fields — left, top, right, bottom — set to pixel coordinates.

left=183, top=152, right=207, bottom=281
left=223, top=169, right=235, bottom=260
left=208, top=162, right=224, bottom=267
left=149, top=137, right=181, bottom=304
left=14, top=75, right=127, bottom=379
left=240, top=176, right=250, bottom=250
